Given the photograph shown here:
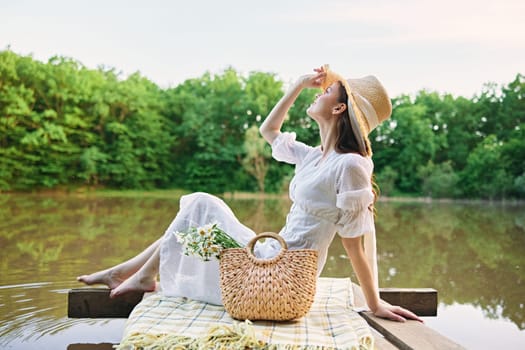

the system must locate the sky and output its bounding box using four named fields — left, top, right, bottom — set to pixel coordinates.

left=1, top=0, right=524, bottom=98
